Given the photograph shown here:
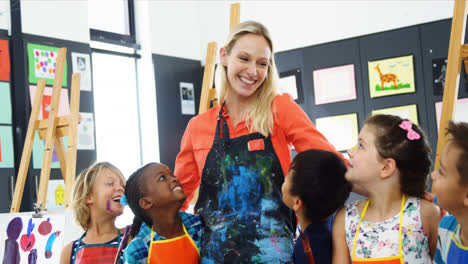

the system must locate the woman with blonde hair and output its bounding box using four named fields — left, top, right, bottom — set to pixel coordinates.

left=60, top=162, right=128, bottom=264
left=175, top=20, right=343, bottom=263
